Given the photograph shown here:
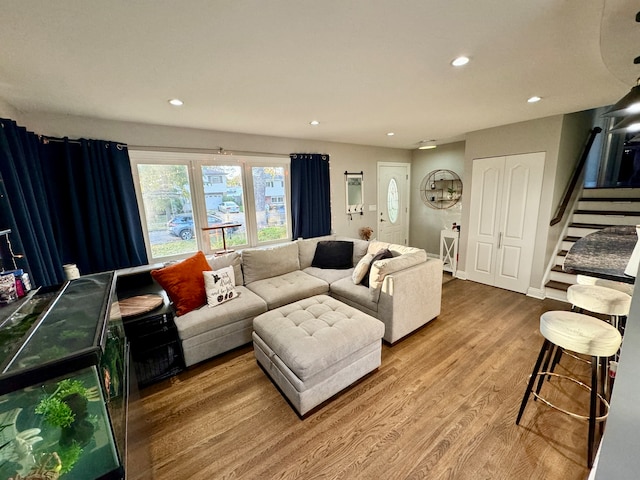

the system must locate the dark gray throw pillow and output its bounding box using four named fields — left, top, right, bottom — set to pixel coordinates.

left=312, top=241, right=354, bottom=269
left=361, top=248, right=393, bottom=287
